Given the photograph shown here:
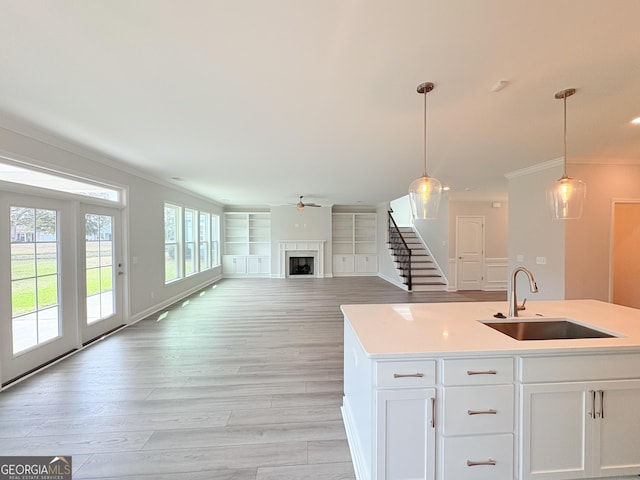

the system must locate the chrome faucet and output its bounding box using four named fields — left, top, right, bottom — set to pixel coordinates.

left=509, top=267, right=538, bottom=317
